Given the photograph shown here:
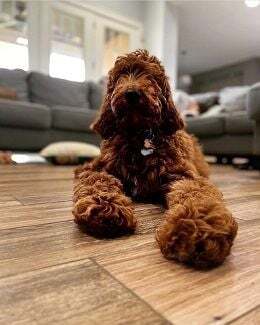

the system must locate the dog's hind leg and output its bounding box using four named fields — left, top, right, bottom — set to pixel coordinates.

left=73, top=163, right=136, bottom=237
left=156, top=177, right=238, bottom=268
